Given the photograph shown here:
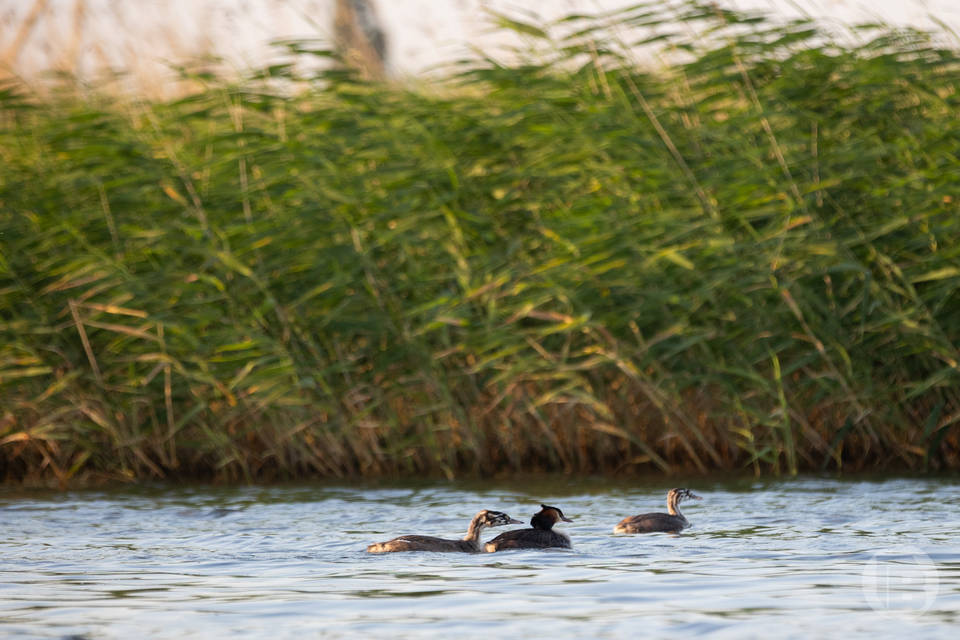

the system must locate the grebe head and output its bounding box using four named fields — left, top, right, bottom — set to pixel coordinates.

left=531, top=504, right=573, bottom=530
left=476, top=510, right=523, bottom=528
left=666, top=488, right=702, bottom=516
left=668, top=488, right=702, bottom=504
